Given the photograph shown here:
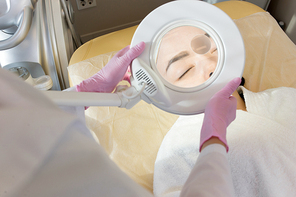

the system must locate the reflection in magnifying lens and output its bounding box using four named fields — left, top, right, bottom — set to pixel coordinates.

left=155, top=26, right=218, bottom=88
left=191, top=34, right=212, bottom=54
